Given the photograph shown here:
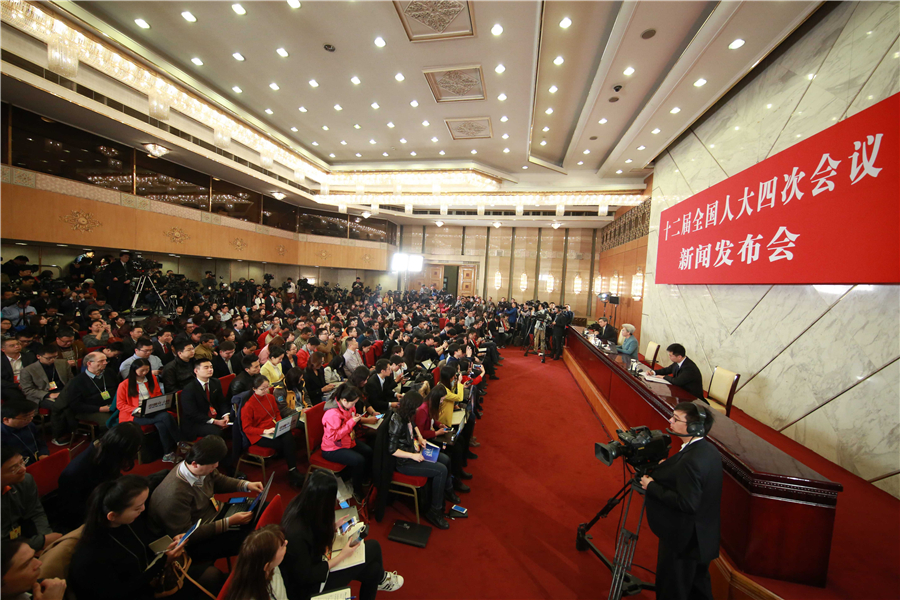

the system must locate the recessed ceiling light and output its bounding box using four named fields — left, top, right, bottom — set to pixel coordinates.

left=371, top=102, right=380, bottom=109
left=276, top=47, right=289, bottom=57
left=312, top=141, right=319, bottom=146
left=498, top=93, right=507, bottom=101
left=616, top=169, right=623, bottom=174
left=439, top=150, right=445, bottom=155
left=545, top=108, right=553, bottom=114
left=471, top=149, right=477, bottom=154
left=350, top=76, right=361, bottom=85
left=625, top=159, right=632, bottom=163
left=334, top=104, right=342, bottom=111
left=553, top=55, right=564, bottom=66
left=502, top=133, right=509, bottom=139
left=500, top=116, right=508, bottom=122
left=265, top=108, right=274, bottom=114
left=410, top=151, right=417, bottom=156
left=395, top=73, right=405, bottom=81
left=298, top=106, right=307, bottom=112
left=651, top=128, right=660, bottom=134
left=422, top=120, right=430, bottom=126
left=287, top=0, right=301, bottom=8
left=410, top=100, right=419, bottom=107
left=232, top=52, right=245, bottom=61
left=181, top=11, right=196, bottom=22
left=322, top=125, right=329, bottom=130
left=540, top=140, right=547, bottom=146
left=400, top=138, right=407, bottom=143
left=728, top=38, right=745, bottom=50
left=637, top=145, right=645, bottom=150
left=623, top=66, right=635, bottom=76
left=383, top=152, right=389, bottom=157
left=431, top=137, right=438, bottom=142
left=492, top=23, right=503, bottom=36
left=269, top=82, right=280, bottom=90
left=374, top=36, right=386, bottom=47
left=232, top=4, right=246, bottom=15
left=503, top=148, right=510, bottom=153
left=522, top=166, right=528, bottom=169
left=191, top=57, right=203, bottom=66
left=766, top=103, right=772, bottom=109
left=495, top=64, right=506, bottom=74
left=734, top=126, right=740, bottom=131
left=232, top=86, right=242, bottom=93
left=599, top=118, right=608, bottom=124
left=387, top=122, right=395, bottom=128
left=340, top=140, right=347, bottom=145
left=670, top=107, right=681, bottom=114
left=693, top=78, right=707, bottom=87
left=356, top=152, right=362, bottom=157
left=134, top=18, right=150, bottom=29
left=291, top=127, right=298, bottom=132
left=583, top=149, right=590, bottom=154
left=369, top=139, right=376, bottom=144
left=329, top=153, right=335, bottom=158
left=549, top=85, right=558, bottom=93
left=309, top=79, right=319, bottom=87
left=559, top=16, right=572, bottom=28
left=353, top=124, right=361, bottom=129
left=577, top=161, right=583, bottom=165
left=542, top=126, right=549, bottom=132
